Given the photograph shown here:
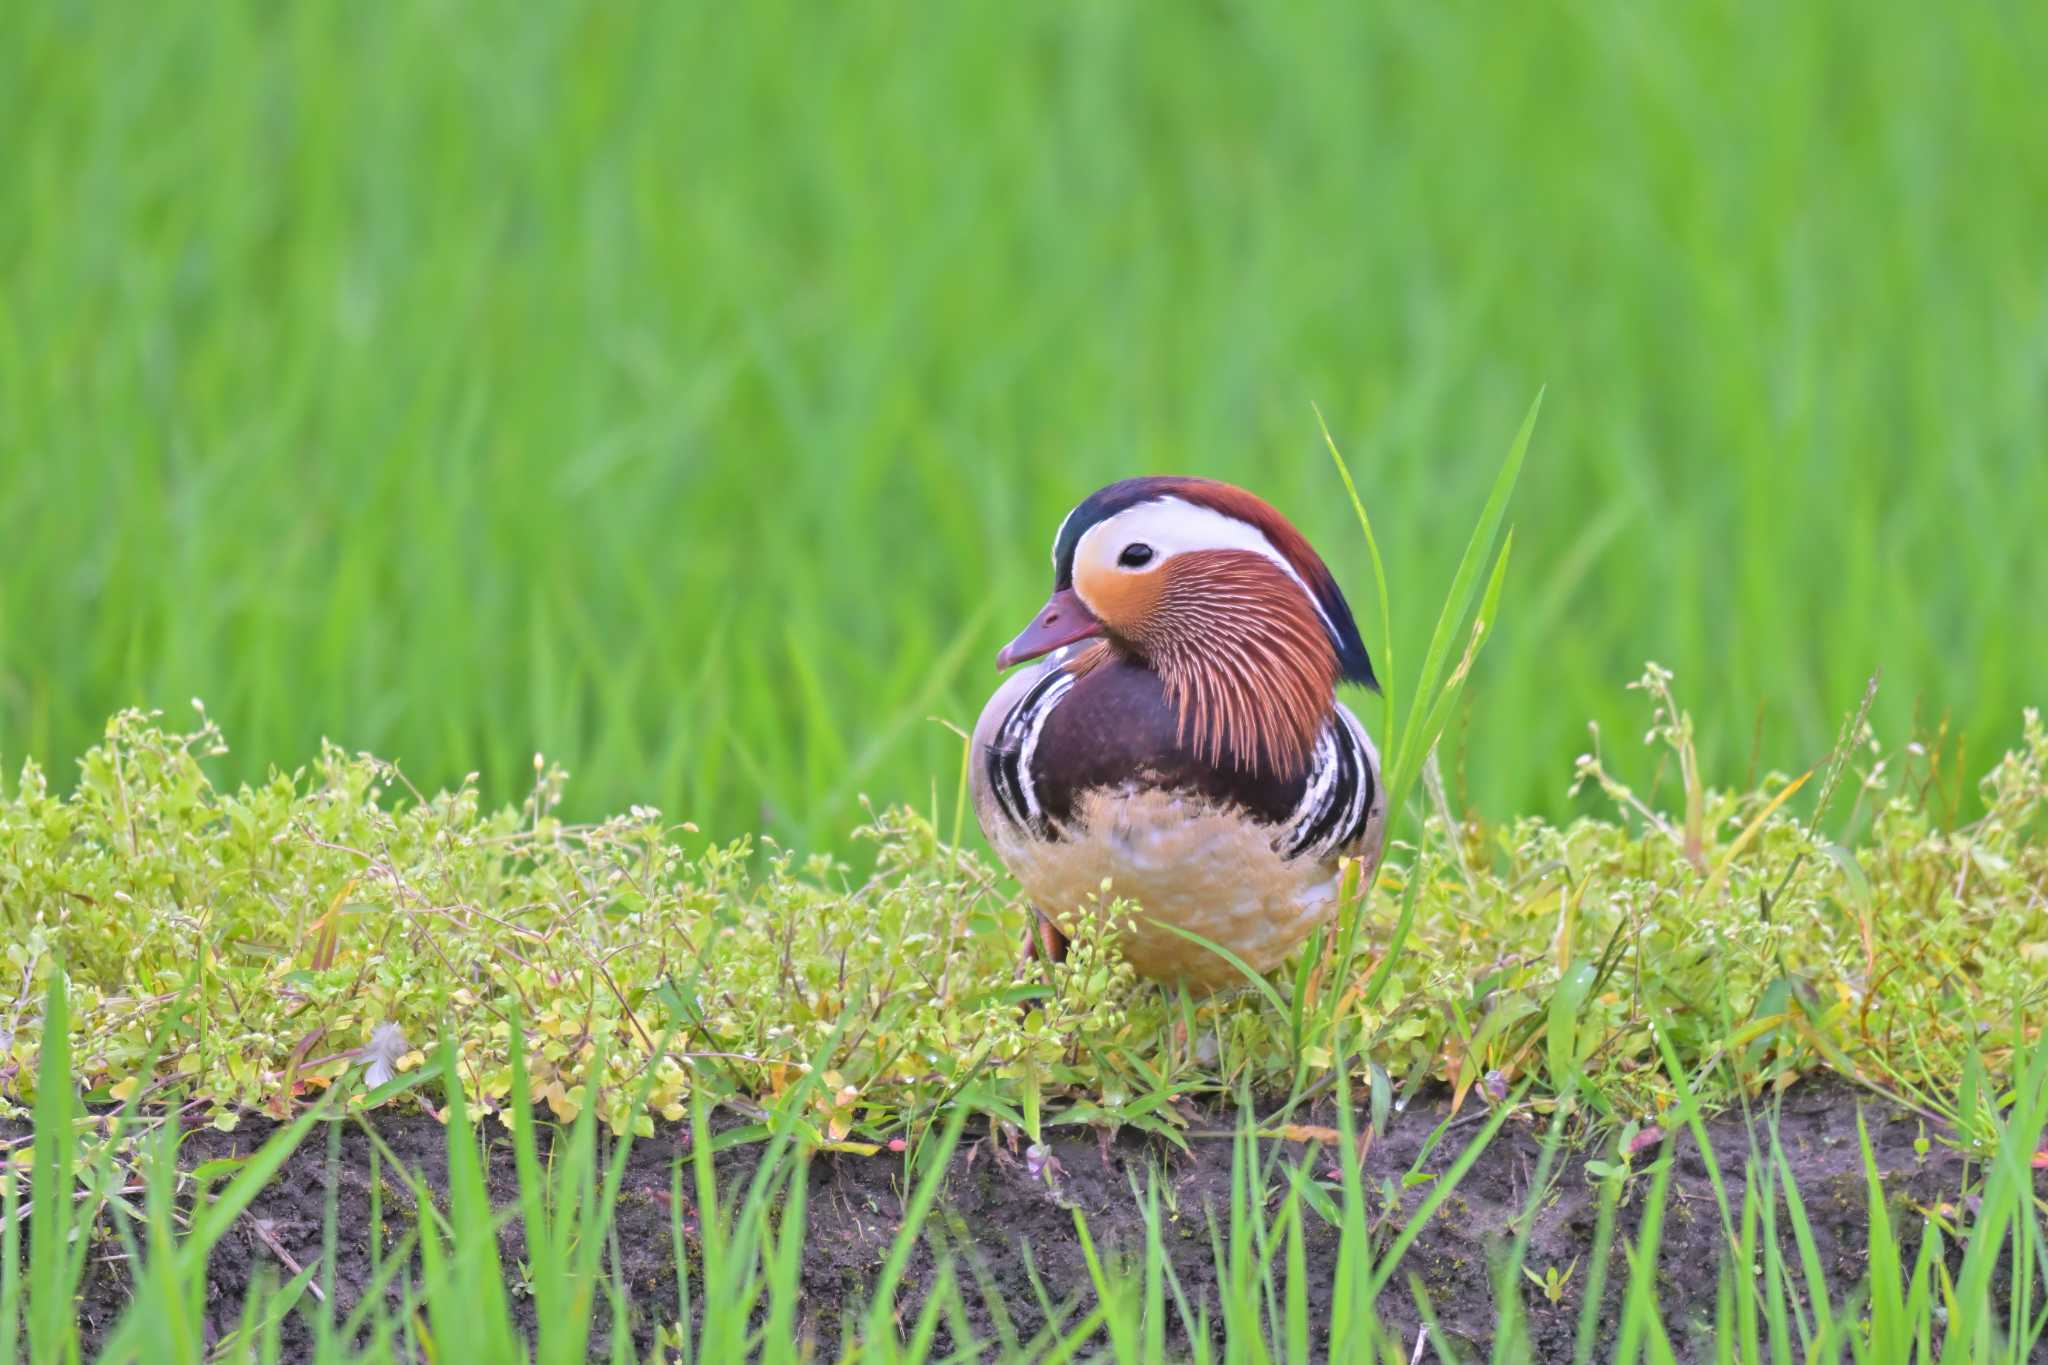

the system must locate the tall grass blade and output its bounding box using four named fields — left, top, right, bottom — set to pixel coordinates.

left=27, top=973, right=76, bottom=1365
